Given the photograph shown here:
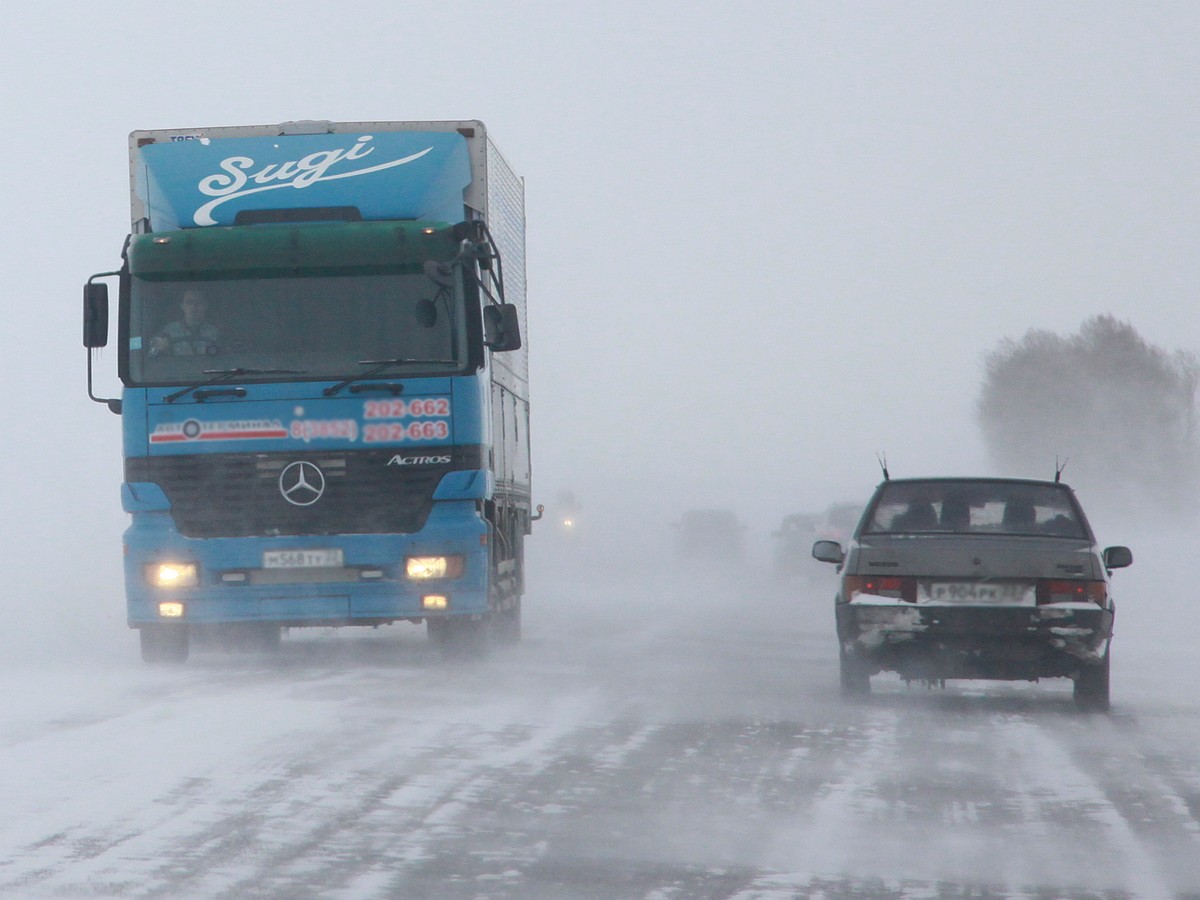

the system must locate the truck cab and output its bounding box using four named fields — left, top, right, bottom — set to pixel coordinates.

left=84, top=121, right=531, bottom=662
